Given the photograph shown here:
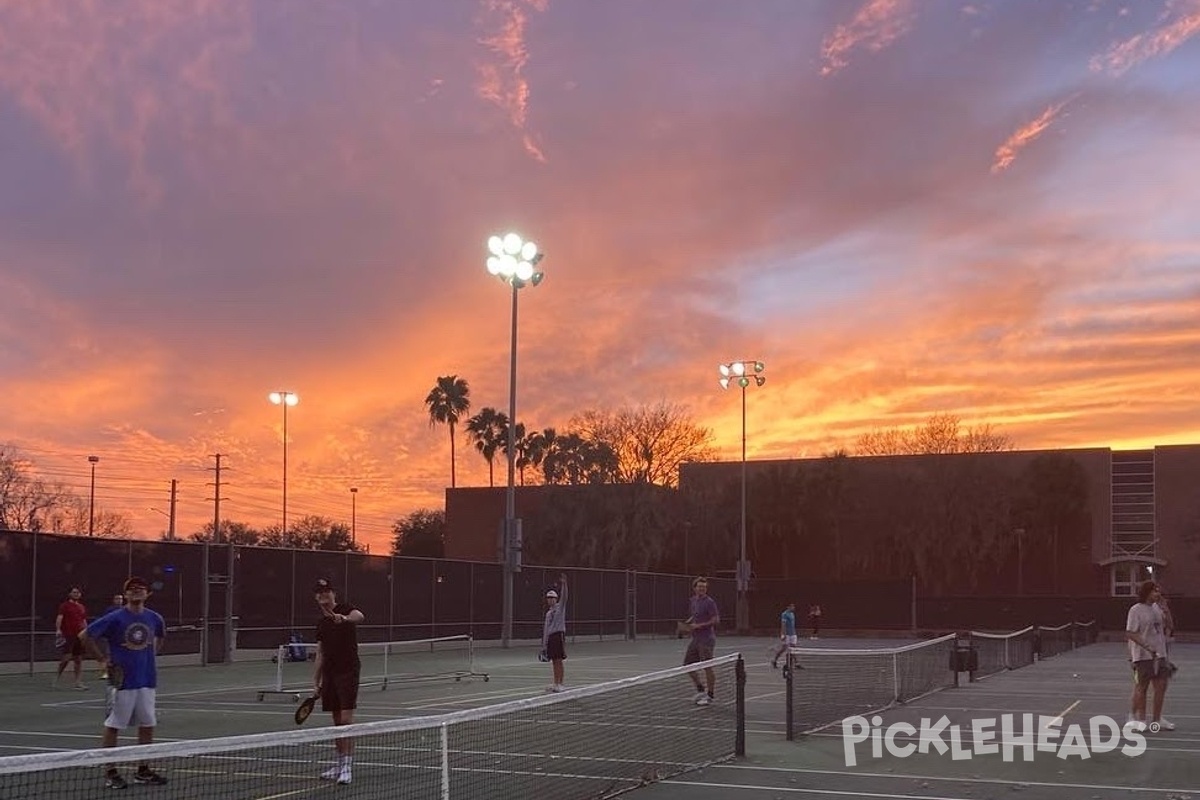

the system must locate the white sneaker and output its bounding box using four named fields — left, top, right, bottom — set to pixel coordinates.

left=320, top=765, right=339, bottom=781
left=1156, top=718, right=1176, bottom=731
left=337, top=767, right=352, bottom=785
left=551, top=684, right=564, bottom=693
left=1125, top=716, right=1147, bottom=732
left=693, top=690, right=707, bottom=703
left=695, top=694, right=711, bottom=706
